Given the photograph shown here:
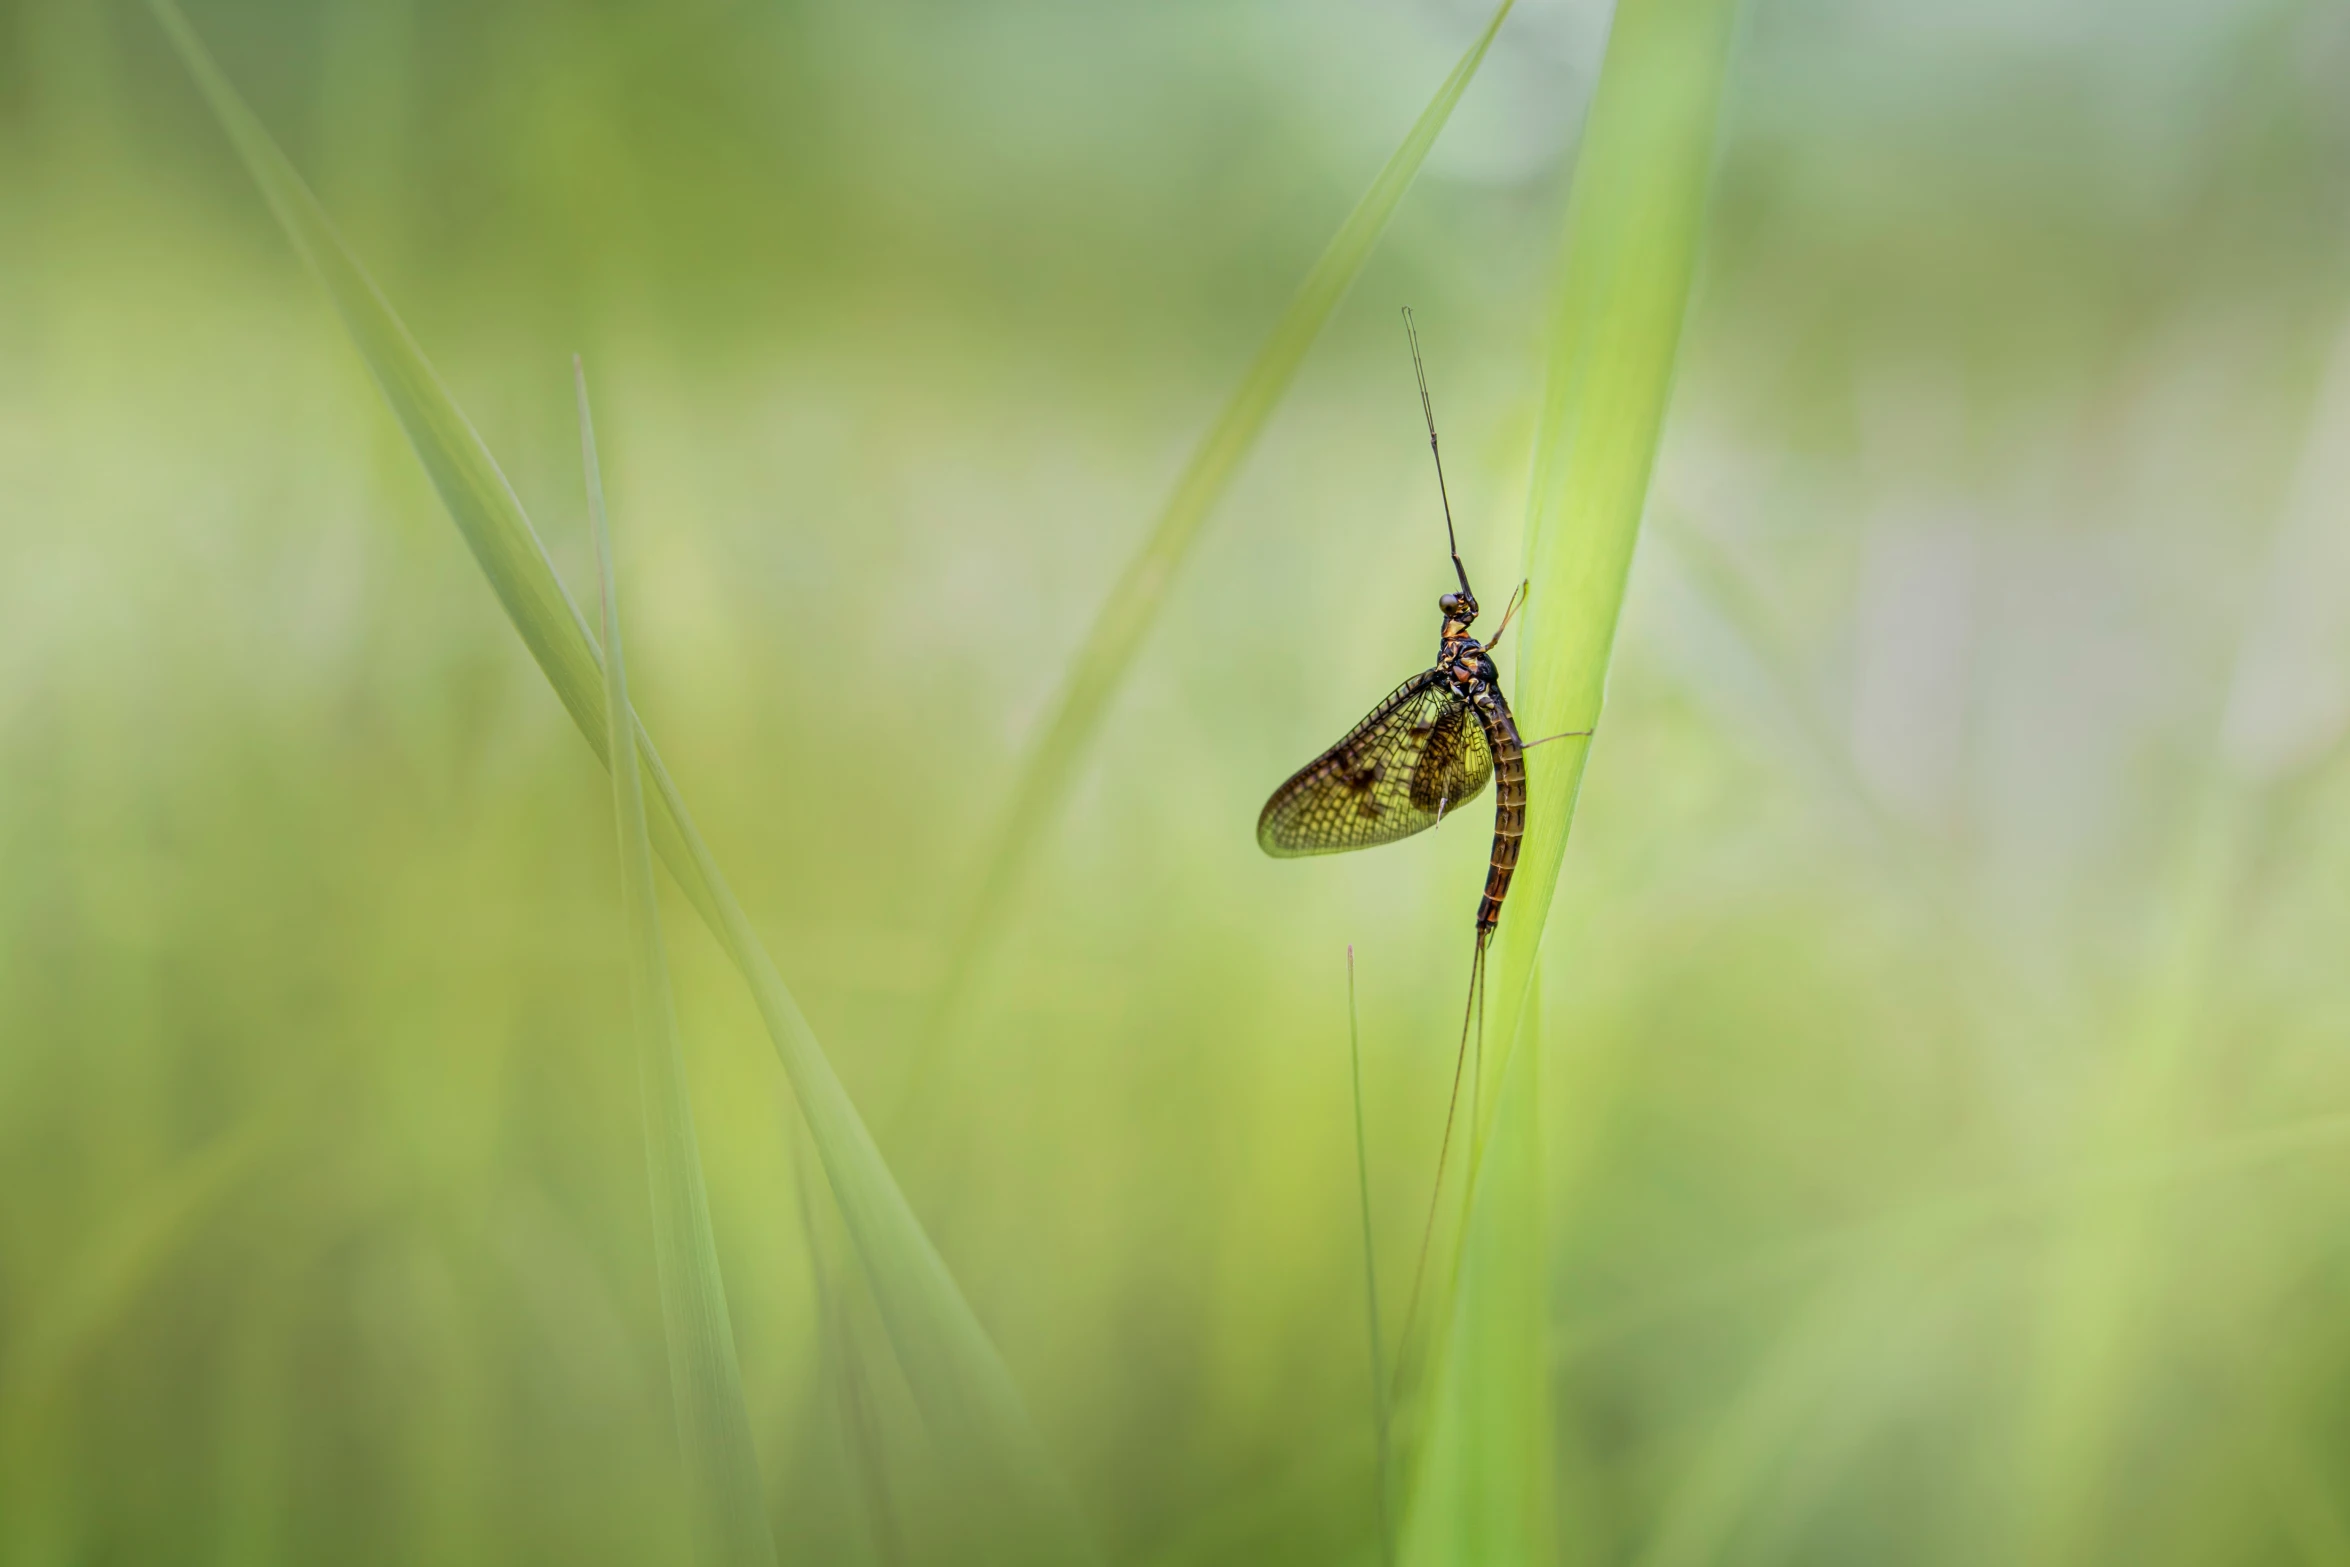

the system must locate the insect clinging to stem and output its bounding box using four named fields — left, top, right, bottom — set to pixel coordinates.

left=1256, top=307, right=1585, bottom=946
left=1256, top=309, right=1588, bottom=1389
